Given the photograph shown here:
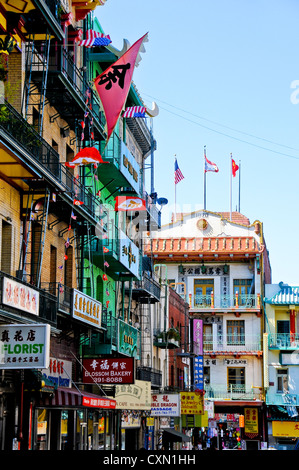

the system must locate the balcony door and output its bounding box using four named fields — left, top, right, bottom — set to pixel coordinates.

left=194, top=279, right=214, bottom=307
